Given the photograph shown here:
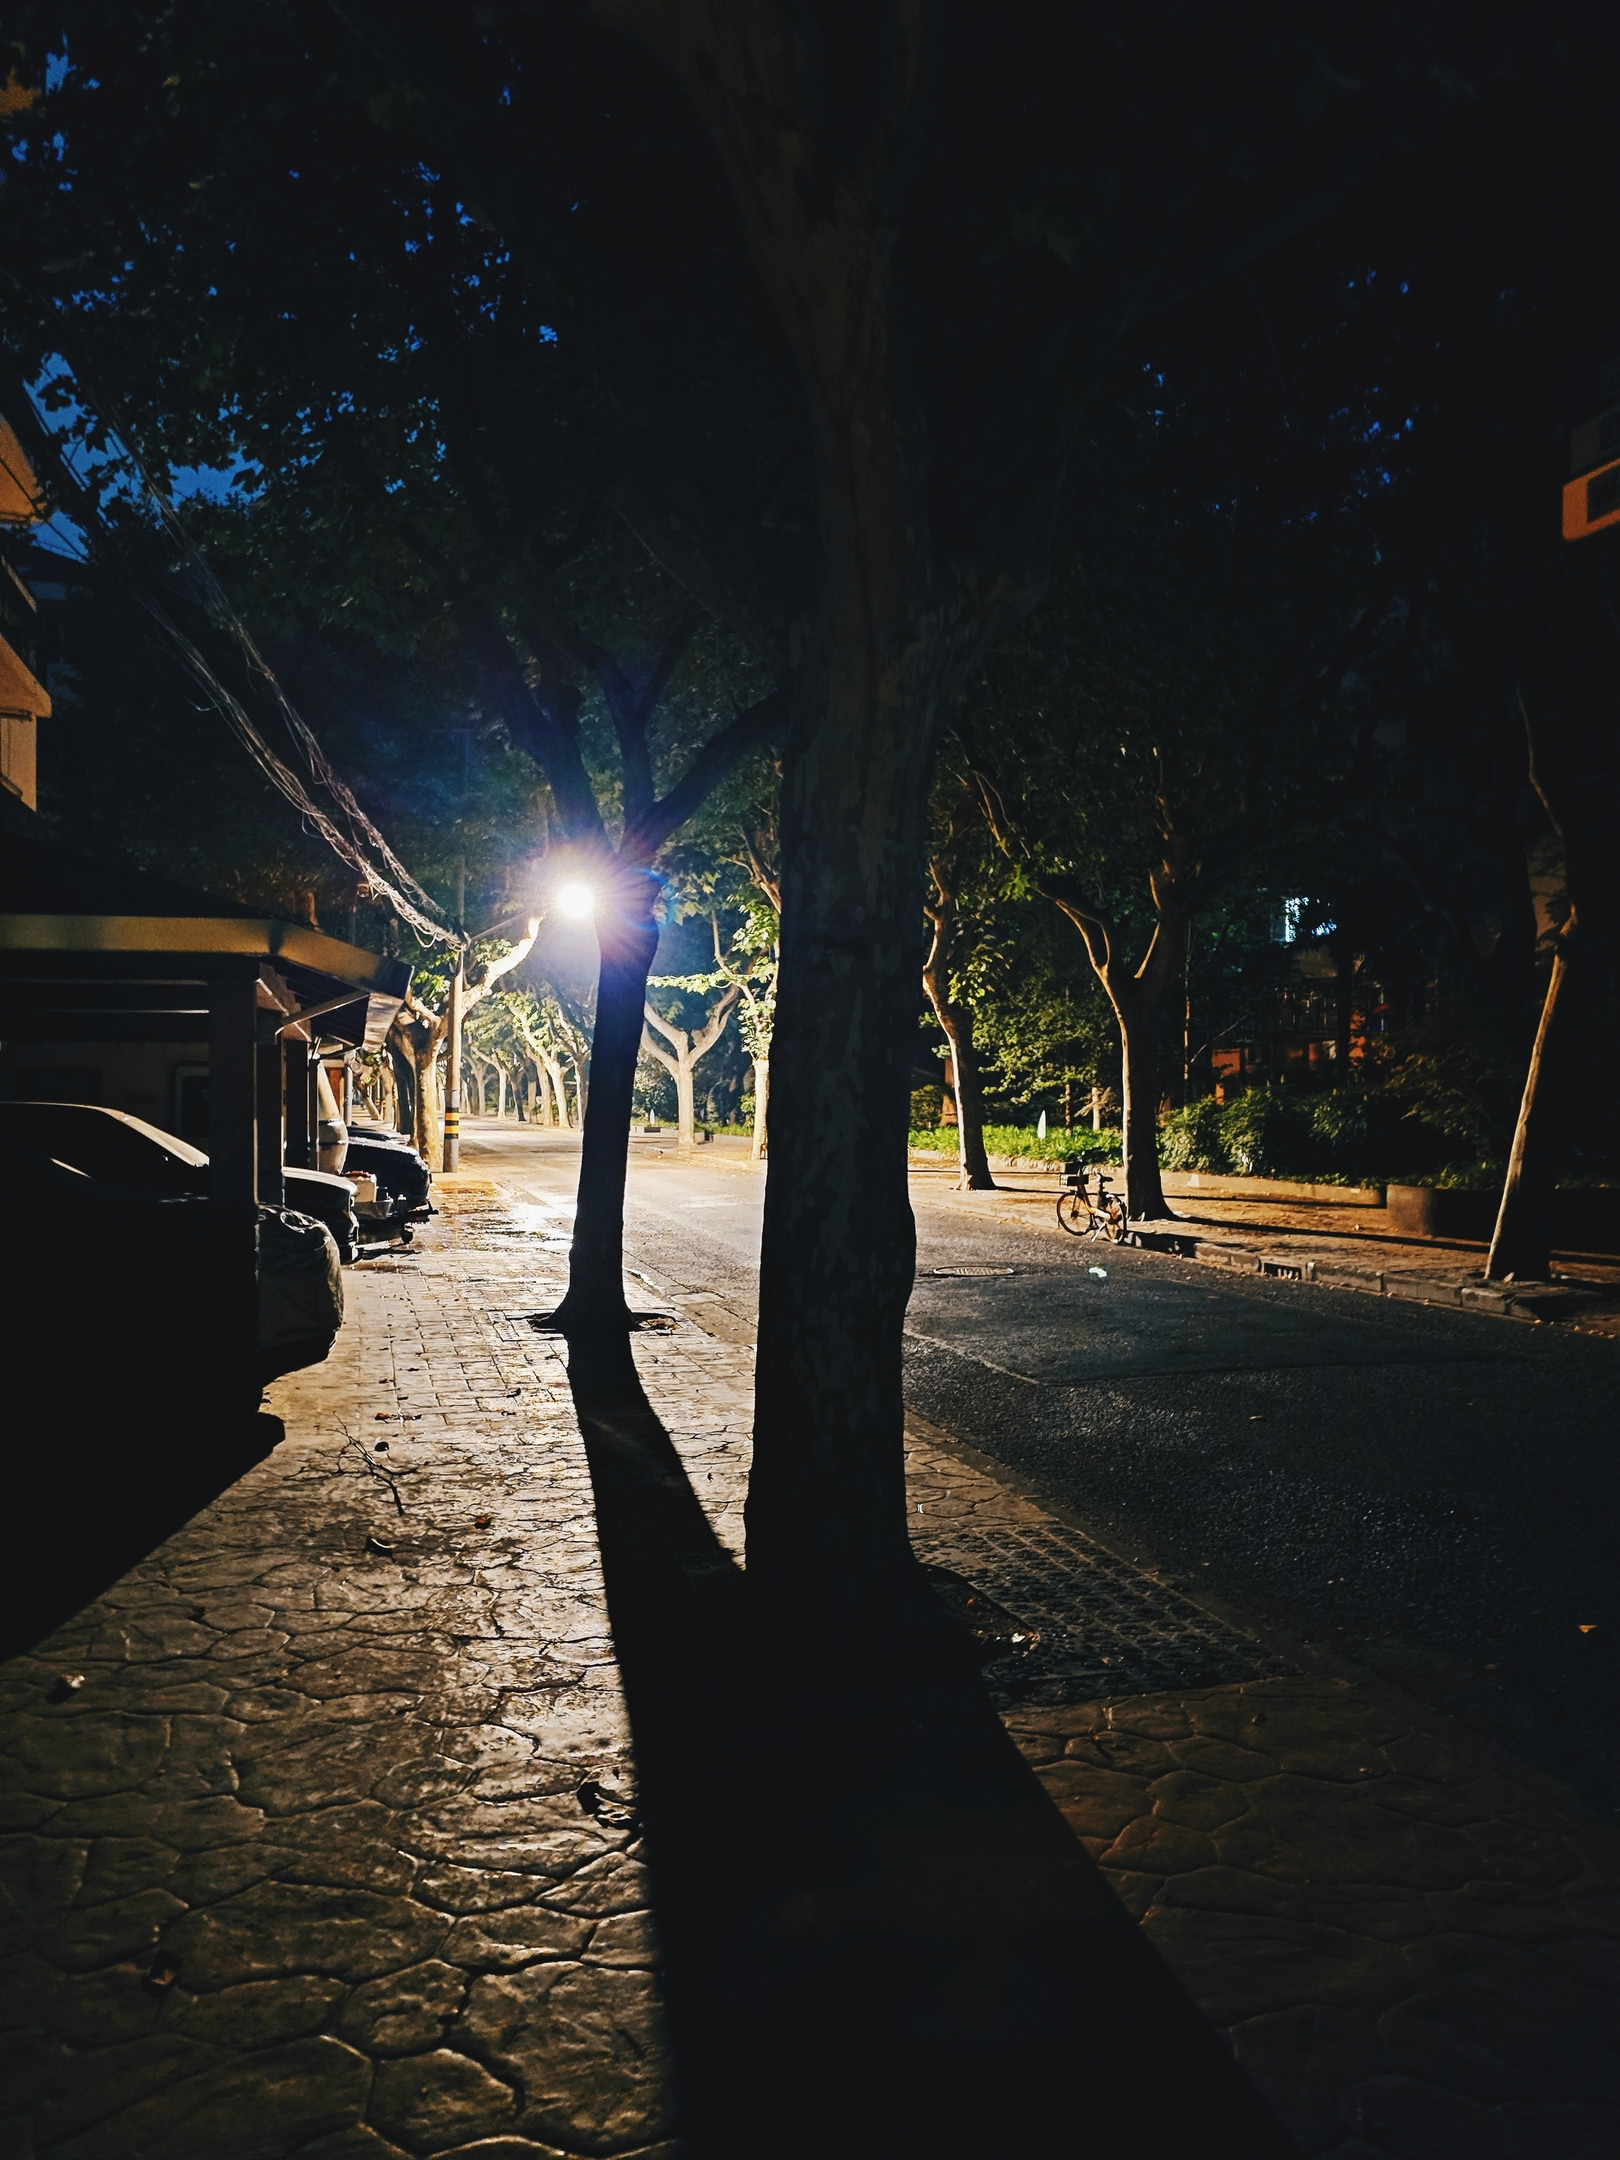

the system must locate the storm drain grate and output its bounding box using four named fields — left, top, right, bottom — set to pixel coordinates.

left=911, top=1518, right=1289, bottom=1707
left=924, top=1266, right=1018, bottom=1279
